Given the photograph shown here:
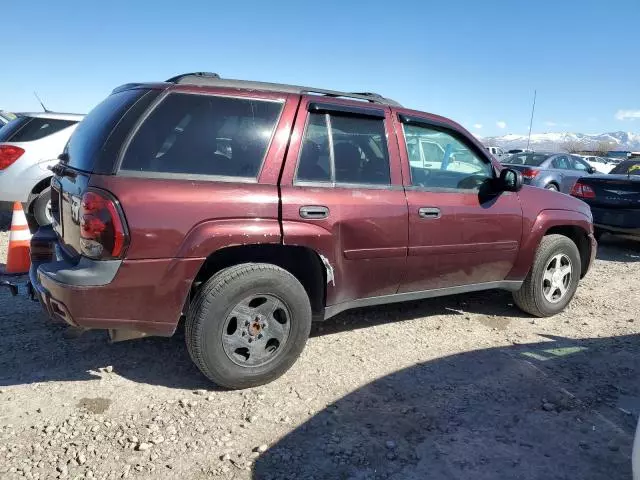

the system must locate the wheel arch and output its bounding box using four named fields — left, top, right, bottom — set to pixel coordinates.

left=188, top=244, right=327, bottom=319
